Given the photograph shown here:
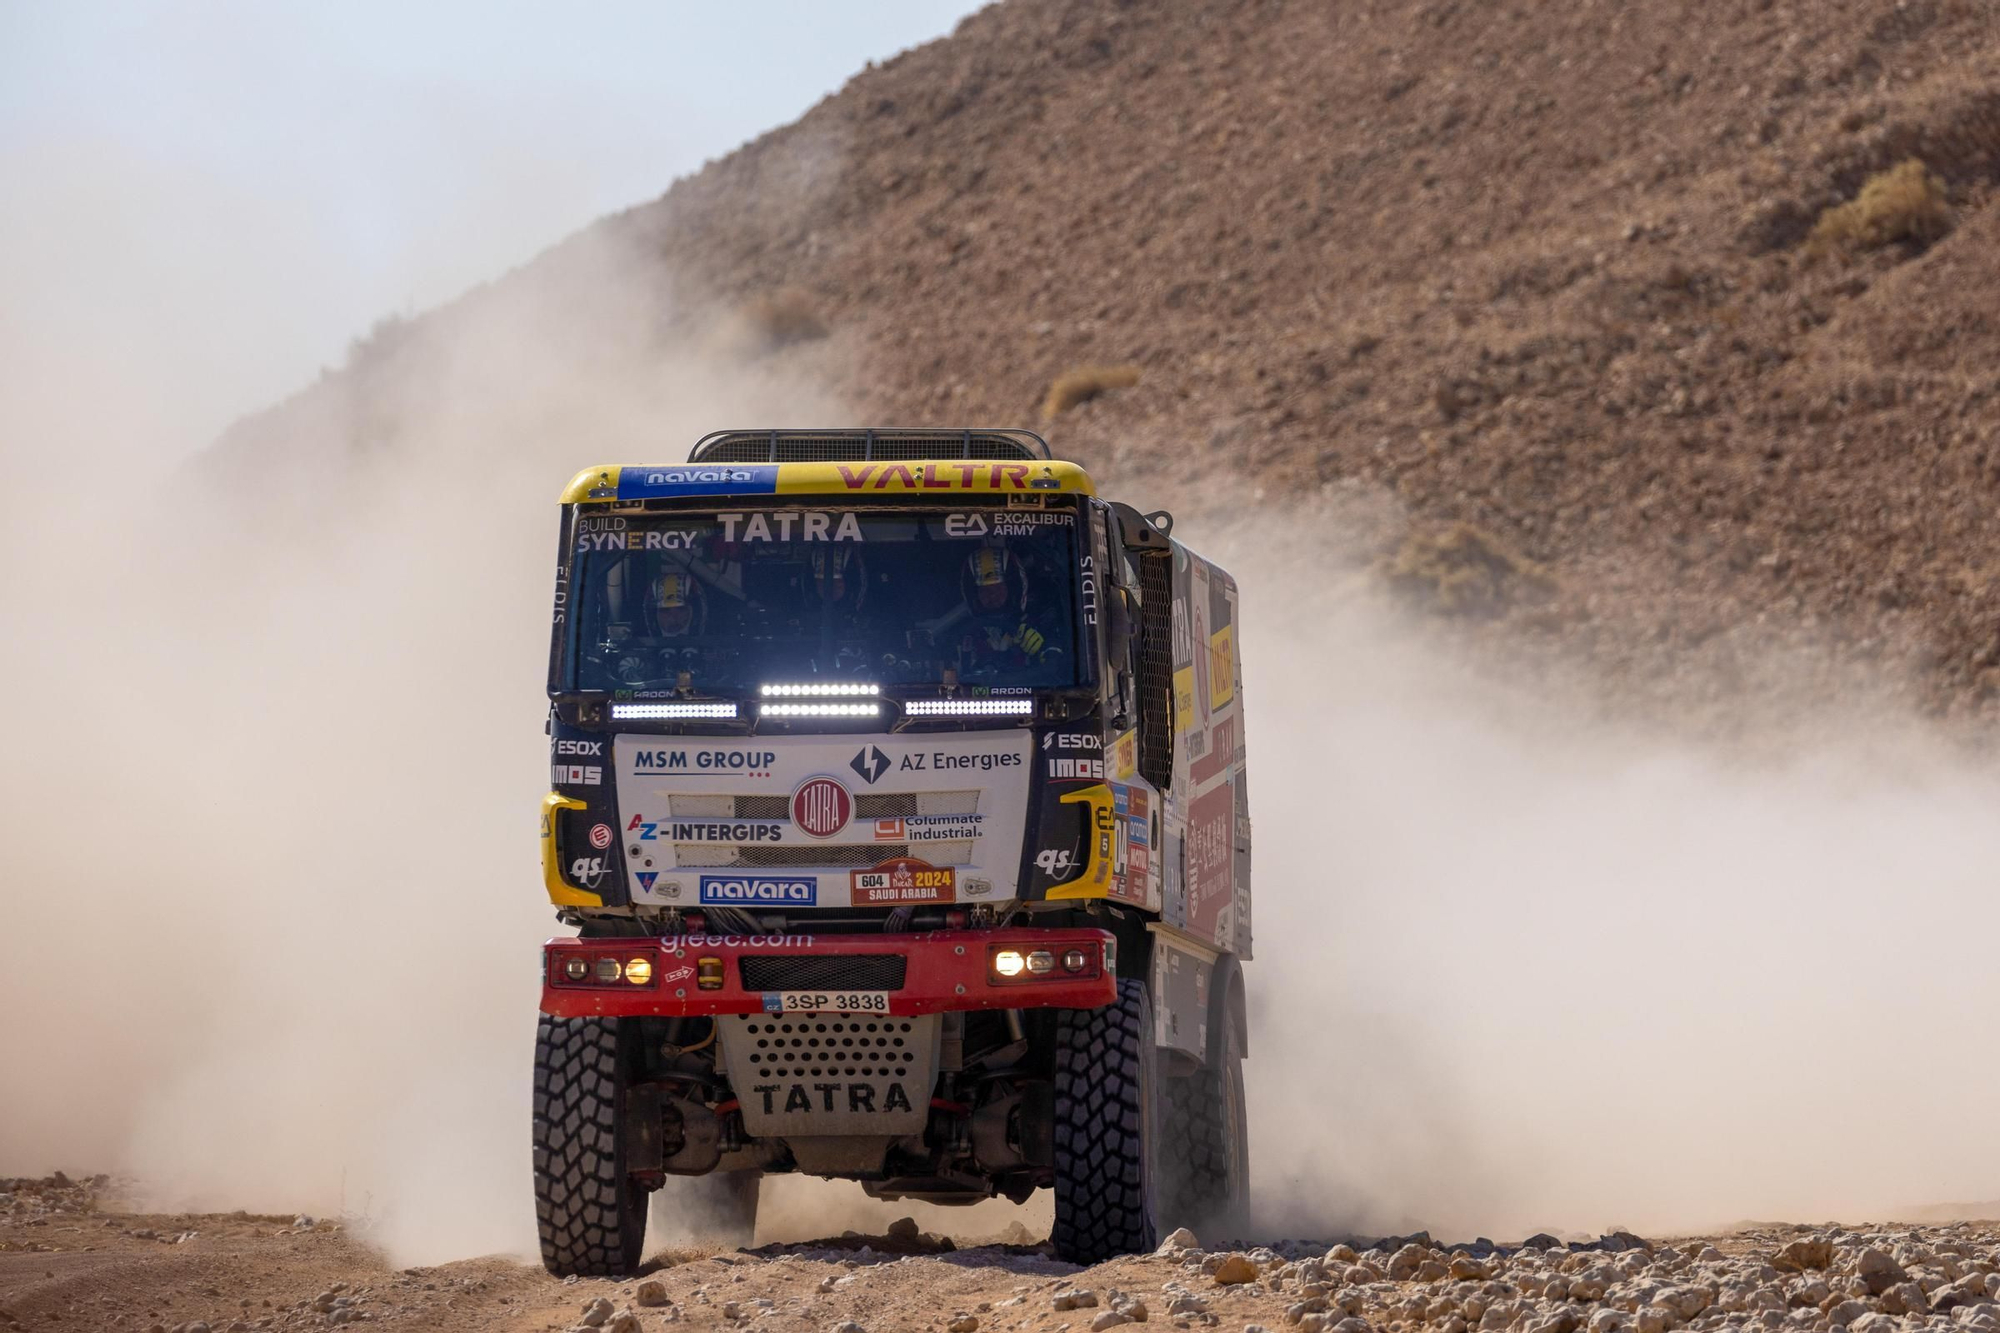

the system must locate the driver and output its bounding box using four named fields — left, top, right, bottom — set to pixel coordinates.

left=616, top=570, right=706, bottom=683
left=933, top=547, right=1062, bottom=669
